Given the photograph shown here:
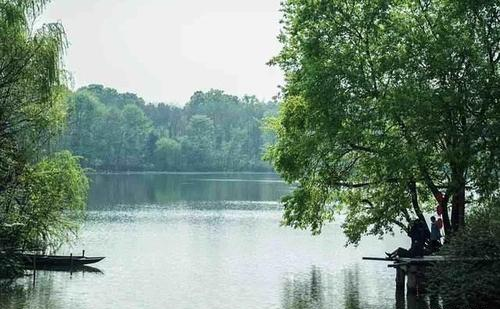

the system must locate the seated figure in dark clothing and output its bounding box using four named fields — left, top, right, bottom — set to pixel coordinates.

left=386, top=219, right=428, bottom=259
left=429, top=216, right=442, bottom=253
